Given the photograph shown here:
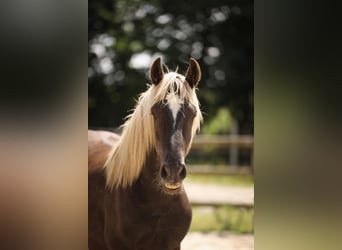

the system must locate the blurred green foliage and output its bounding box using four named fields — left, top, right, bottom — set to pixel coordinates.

left=203, top=107, right=232, bottom=134
left=89, top=0, right=253, bottom=134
